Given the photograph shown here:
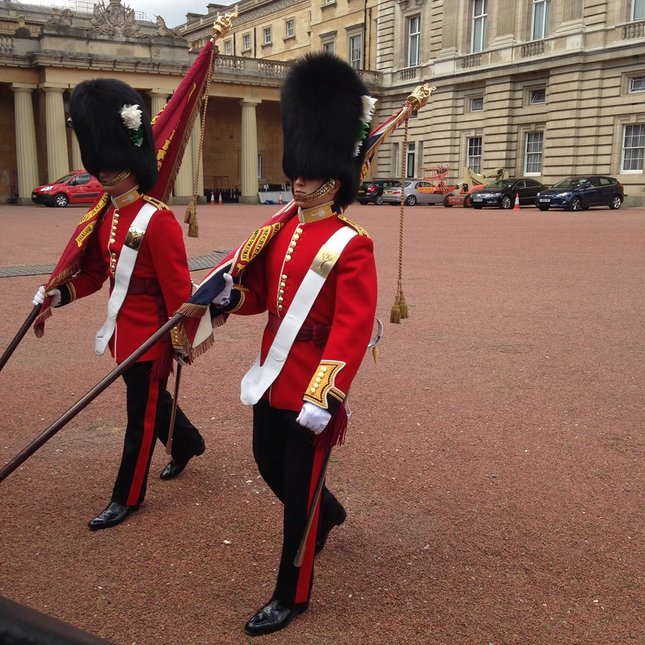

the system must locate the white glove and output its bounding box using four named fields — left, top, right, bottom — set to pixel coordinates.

left=296, top=402, right=331, bottom=435
left=33, top=286, right=61, bottom=308
left=212, top=273, right=233, bottom=306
